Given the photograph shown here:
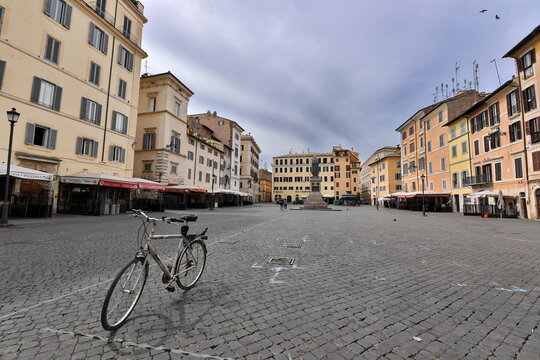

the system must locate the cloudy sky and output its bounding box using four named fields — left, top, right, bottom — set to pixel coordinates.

left=141, top=0, right=540, bottom=167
